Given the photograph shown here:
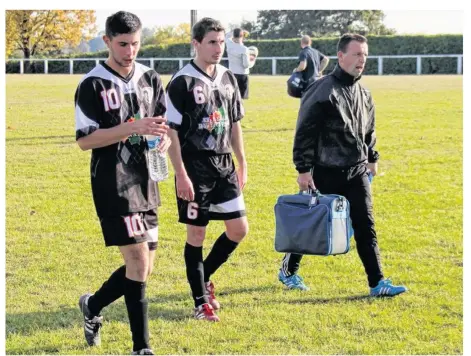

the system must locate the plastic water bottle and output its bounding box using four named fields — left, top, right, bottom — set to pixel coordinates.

left=146, top=135, right=169, bottom=182
left=368, top=171, right=373, bottom=183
